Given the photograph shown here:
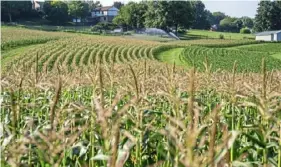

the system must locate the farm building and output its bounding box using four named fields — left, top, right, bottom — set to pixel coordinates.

left=255, top=30, right=281, bottom=42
